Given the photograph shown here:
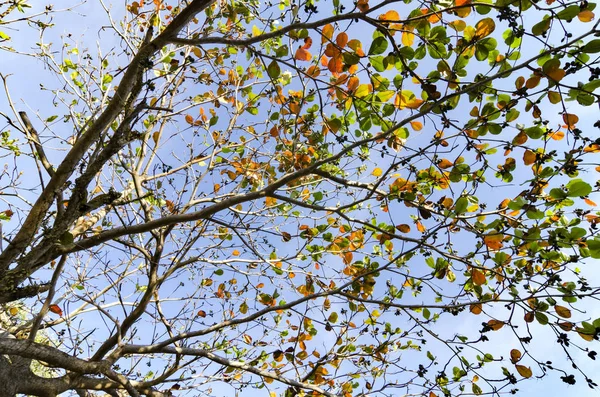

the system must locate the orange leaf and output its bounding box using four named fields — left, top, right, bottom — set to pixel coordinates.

left=336, top=32, right=348, bottom=48
left=232, top=249, right=240, bottom=256
left=585, top=198, right=597, bottom=207
left=437, top=159, right=453, bottom=169
left=302, top=37, right=313, bottom=49
left=416, top=220, right=426, bottom=232
left=487, top=319, right=504, bottom=331
left=49, top=304, right=63, bottom=316
left=357, top=0, right=369, bottom=12
left=185, top=114, right=195, bottom=125
left=523, top=150, right=536, bottom=166
left=321, top=24, right=334, bottom=43
left=578, top=10, right=595, bottom=22
left=306, top=65, right=320, bottom=78
left=471, top=269, right=486, bottom=285
left=483, top=234, right=504, bottom=251
left=295, top=47, right=312, bottom=61
left=197, top=310, right=207, bottom=317
left=548, top=130, right=564, bottom=141
left=470, top=303, right=482, bottom=315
